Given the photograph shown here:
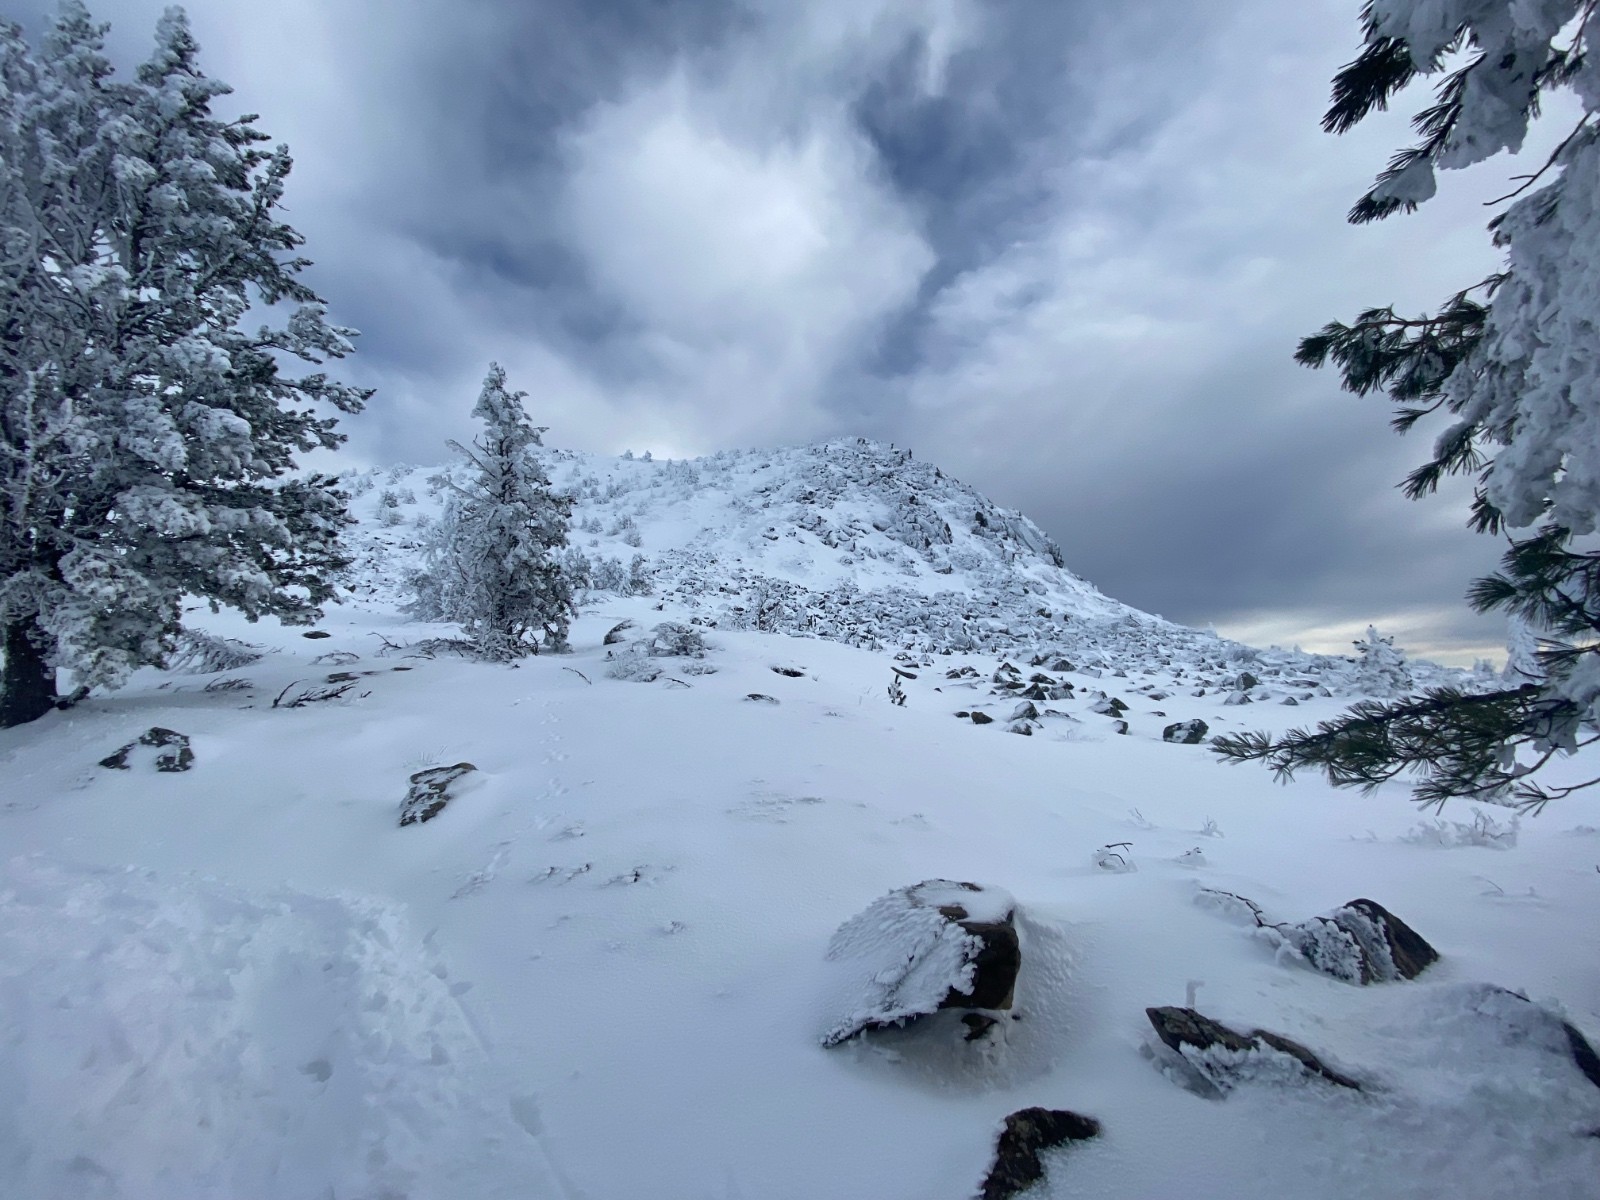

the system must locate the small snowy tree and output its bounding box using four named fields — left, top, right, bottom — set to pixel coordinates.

left=626, top=553, right=651, bottom=596
left=410, top=364, right=573, bottom=659
left=1350, top=626, right=1412, bottom=697
left=1217, top=3, right=1600, bottom=810
left=0, top=5, right=369, bottom=727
